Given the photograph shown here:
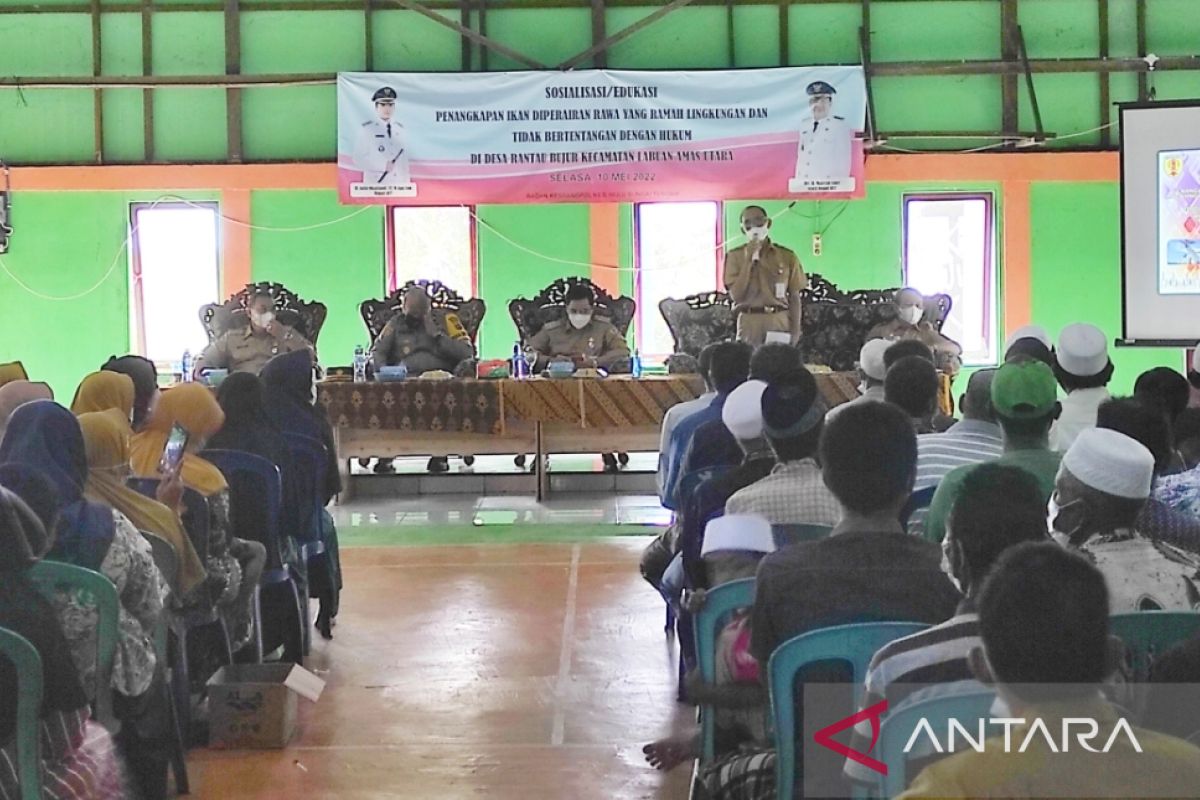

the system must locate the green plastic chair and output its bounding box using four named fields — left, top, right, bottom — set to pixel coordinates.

left=0, top=626, right=44, bottom=800
left=877, top=689, right=995, bottom=797
left=27, top=561, right=119, bottom=725
left=770, top=524, right=834, bottom=549
left=768, top=621, right=930, bottom=800
left=692, top=577, right=756, bottom=763
left=1109, top=611, right=1200, bottom=681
